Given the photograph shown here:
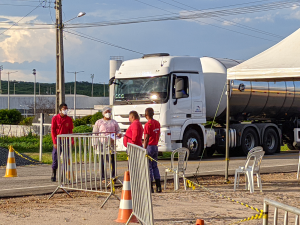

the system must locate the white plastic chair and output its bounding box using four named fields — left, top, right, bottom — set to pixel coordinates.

left=164, top=148, right=189, bottom=191
left=234, top=146, right=264, bottom=193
